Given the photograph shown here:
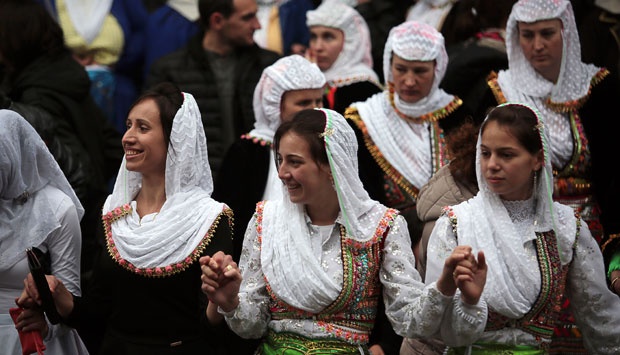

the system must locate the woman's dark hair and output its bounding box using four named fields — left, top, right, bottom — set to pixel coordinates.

left=481, top=103, right=542, bottom=155
left=273, top=109, right=329, bottom=167
left=130, top=82, right=184, bottom=146
left=0, top=0, right=67, bottom=74
left=446, top=119, right=479, bottom=187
